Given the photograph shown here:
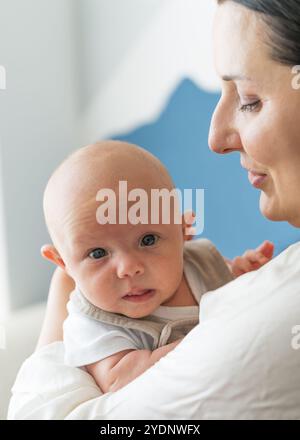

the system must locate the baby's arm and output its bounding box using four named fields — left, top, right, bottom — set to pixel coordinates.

left=226, top=240, right=274, bottom=278
left=86, top=338, right=182, bottom=393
